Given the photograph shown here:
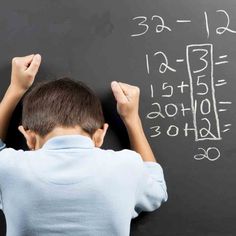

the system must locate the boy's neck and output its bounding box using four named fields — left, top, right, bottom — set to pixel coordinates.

left=37, top=126, right=91, bottom=149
